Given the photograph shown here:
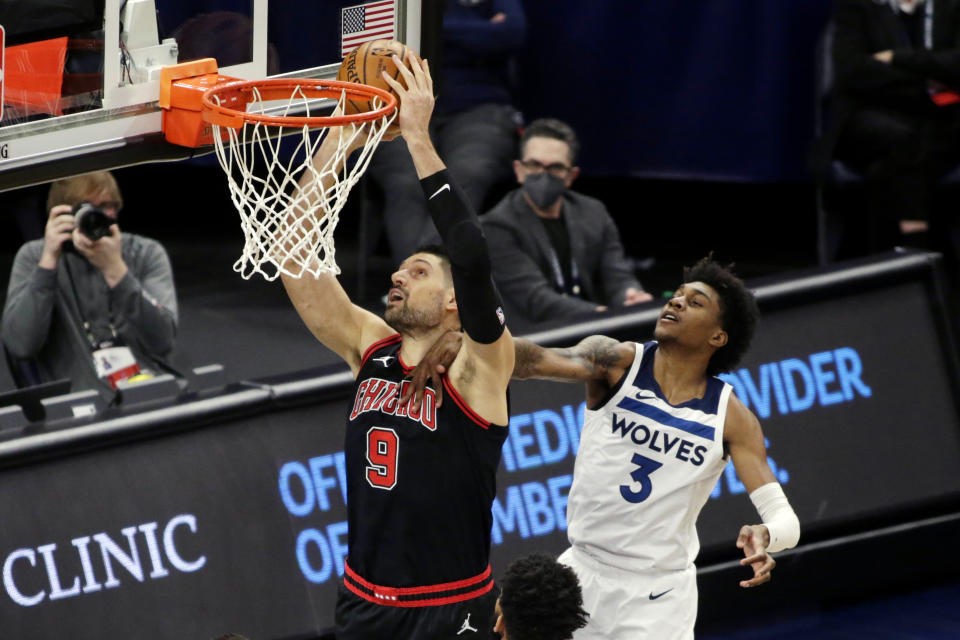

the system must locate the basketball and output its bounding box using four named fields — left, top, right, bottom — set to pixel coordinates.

left=337, top=39, right=421, bottom=114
